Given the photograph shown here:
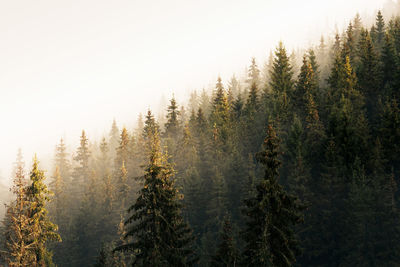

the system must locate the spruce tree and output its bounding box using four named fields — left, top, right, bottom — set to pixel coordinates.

left=116, top=110, right=197, bottom=266
left=357, top=29, right=382, bottom=124
left=109, top=119, right=120, bottom=161
left=2, top=150, right=35, bottom=266
left=269, top=42, right=294, bottom=123
left=293, top=54, right=317, bottom=121
left=164, top=96, right=181, bottom=138
left=375, top=10, right=385, bottom=50
left=211, top=215, right=239, bottom=267
left=26, top=156, right=61, bottom=266
left=210, top=77, right=231, bottom=148
left=242, top=124, right=303, bottom=266
left=72, top=130, right=91, bottom=200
